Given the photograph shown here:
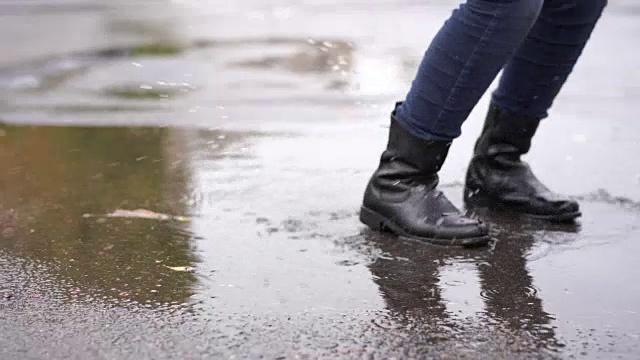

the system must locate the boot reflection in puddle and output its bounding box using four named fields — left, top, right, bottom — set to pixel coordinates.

left=361, top=218, right=579, bottom=351
left=366, top=232, right=449, bottom=324
left=475, top=209, right=580, bottom=349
